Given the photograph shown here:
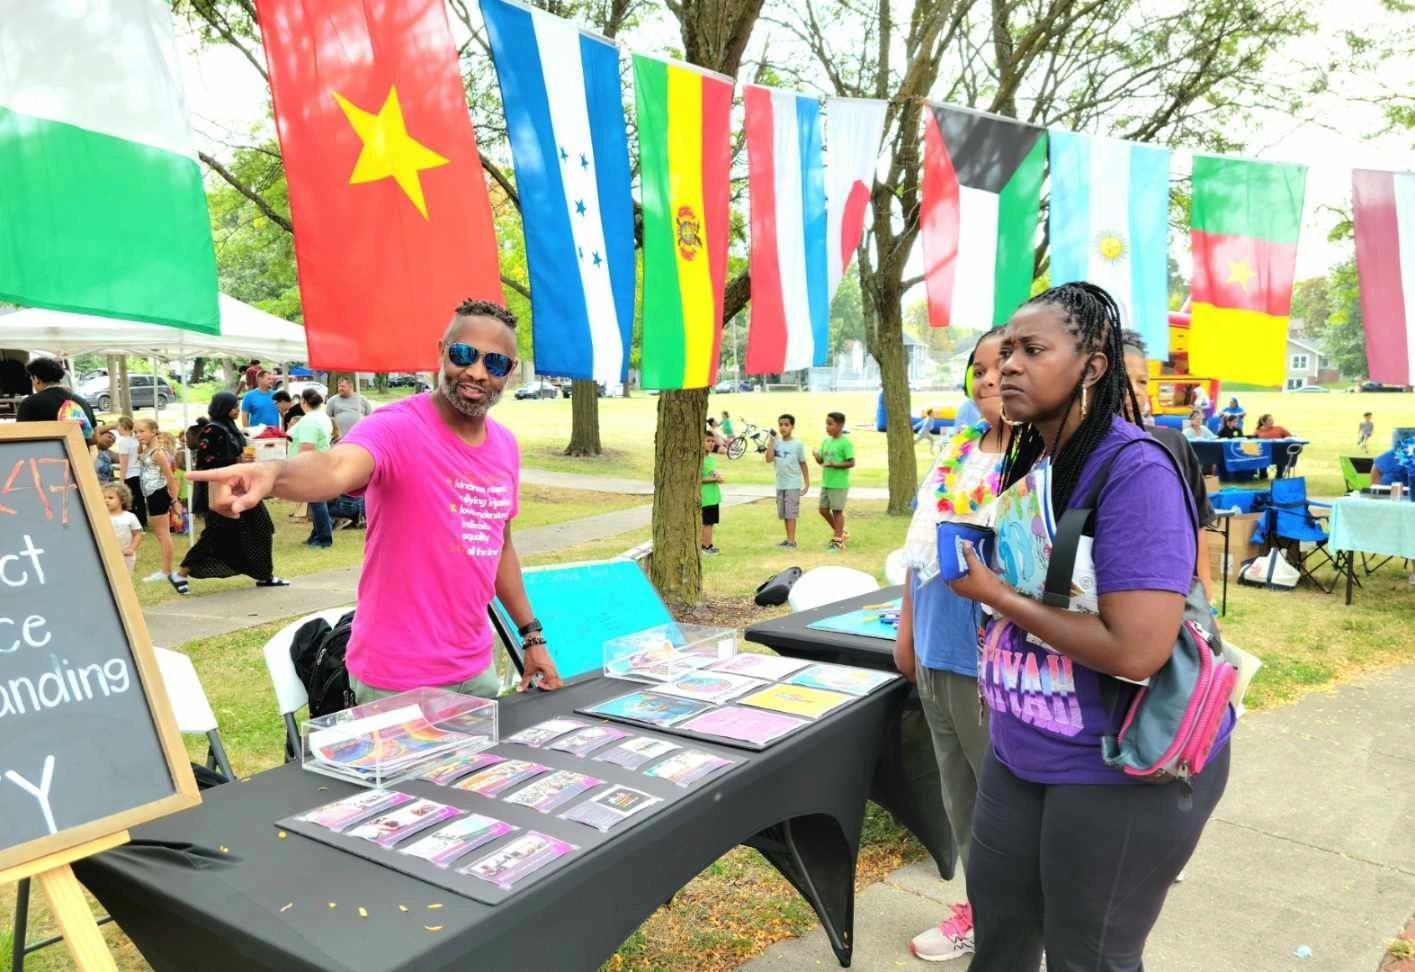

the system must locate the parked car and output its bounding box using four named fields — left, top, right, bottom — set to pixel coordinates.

left=281, top=379, right=328, bottom=401
left=78, top=373, right=174, bottom=412
left=515, top=380, right=560, bottom=400
left=563, top=381, right=610, bottom=398
left=1289, top=385, right=1329, bottom=393
left=1360, top=381, right=1409, bottom=393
